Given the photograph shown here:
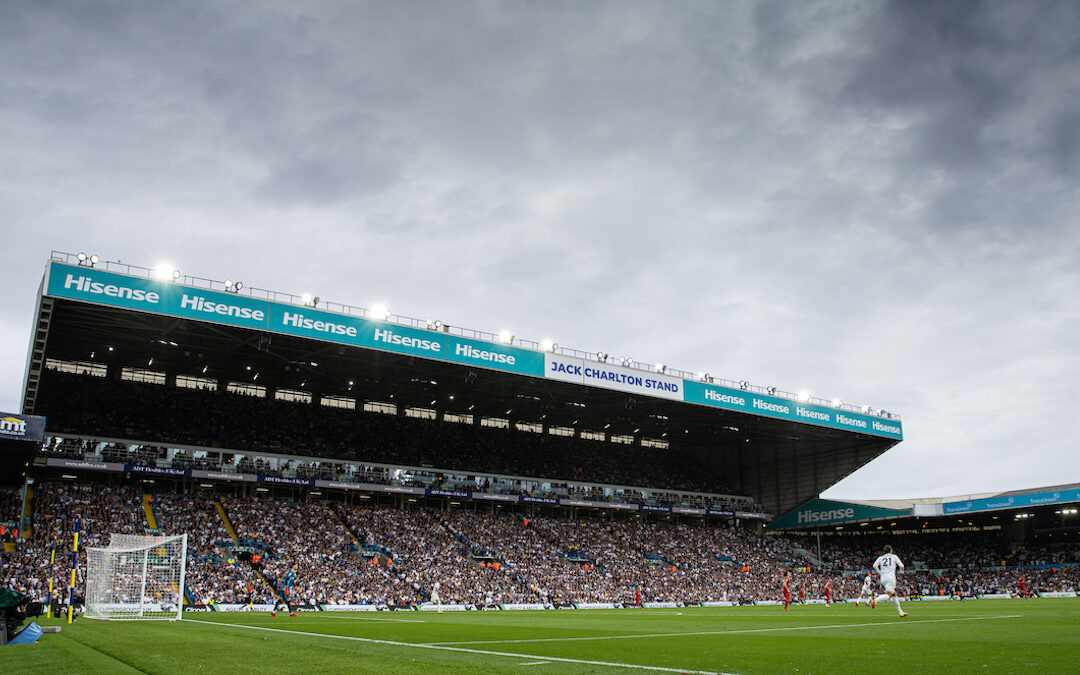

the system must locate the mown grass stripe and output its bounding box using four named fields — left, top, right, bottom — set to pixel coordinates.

left=184, top=618, right=734, bottom=674
left=429, top=614, right=1025, bottom=645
